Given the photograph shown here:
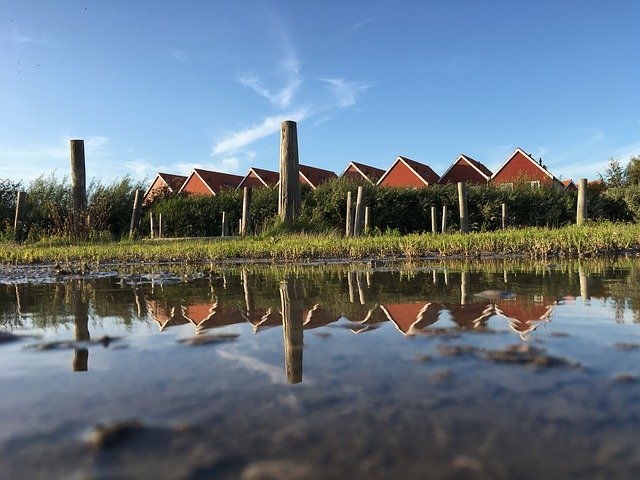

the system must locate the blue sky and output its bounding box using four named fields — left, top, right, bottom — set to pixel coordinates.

left=1, top=0, right=638, bottom=186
